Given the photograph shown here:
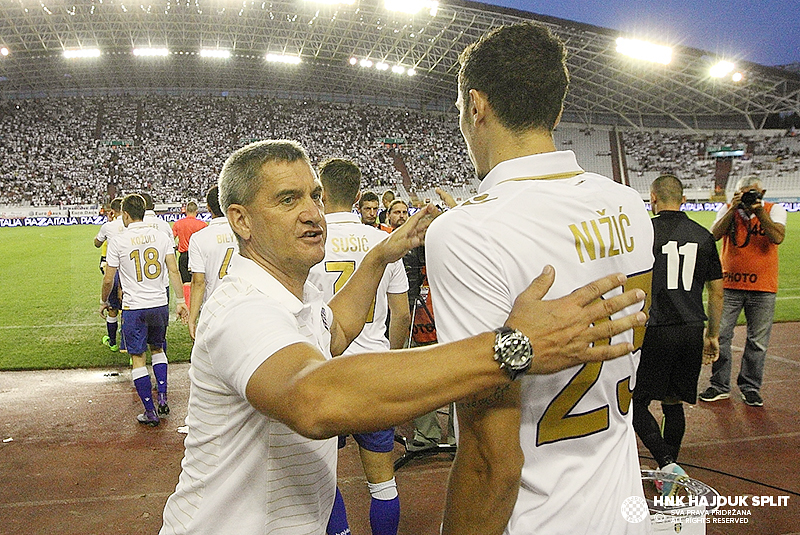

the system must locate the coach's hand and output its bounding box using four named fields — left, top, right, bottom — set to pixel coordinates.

left=505, top=266, right=647, bottom=375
